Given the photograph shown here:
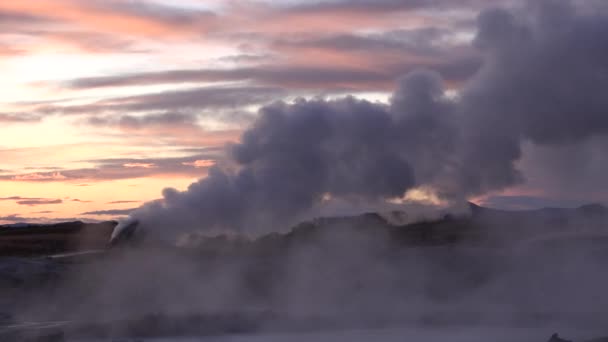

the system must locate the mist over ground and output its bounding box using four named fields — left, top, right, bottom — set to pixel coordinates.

left=3, top=205, right=608, bottom=341
left=2, top=0, right=608, bottom=341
